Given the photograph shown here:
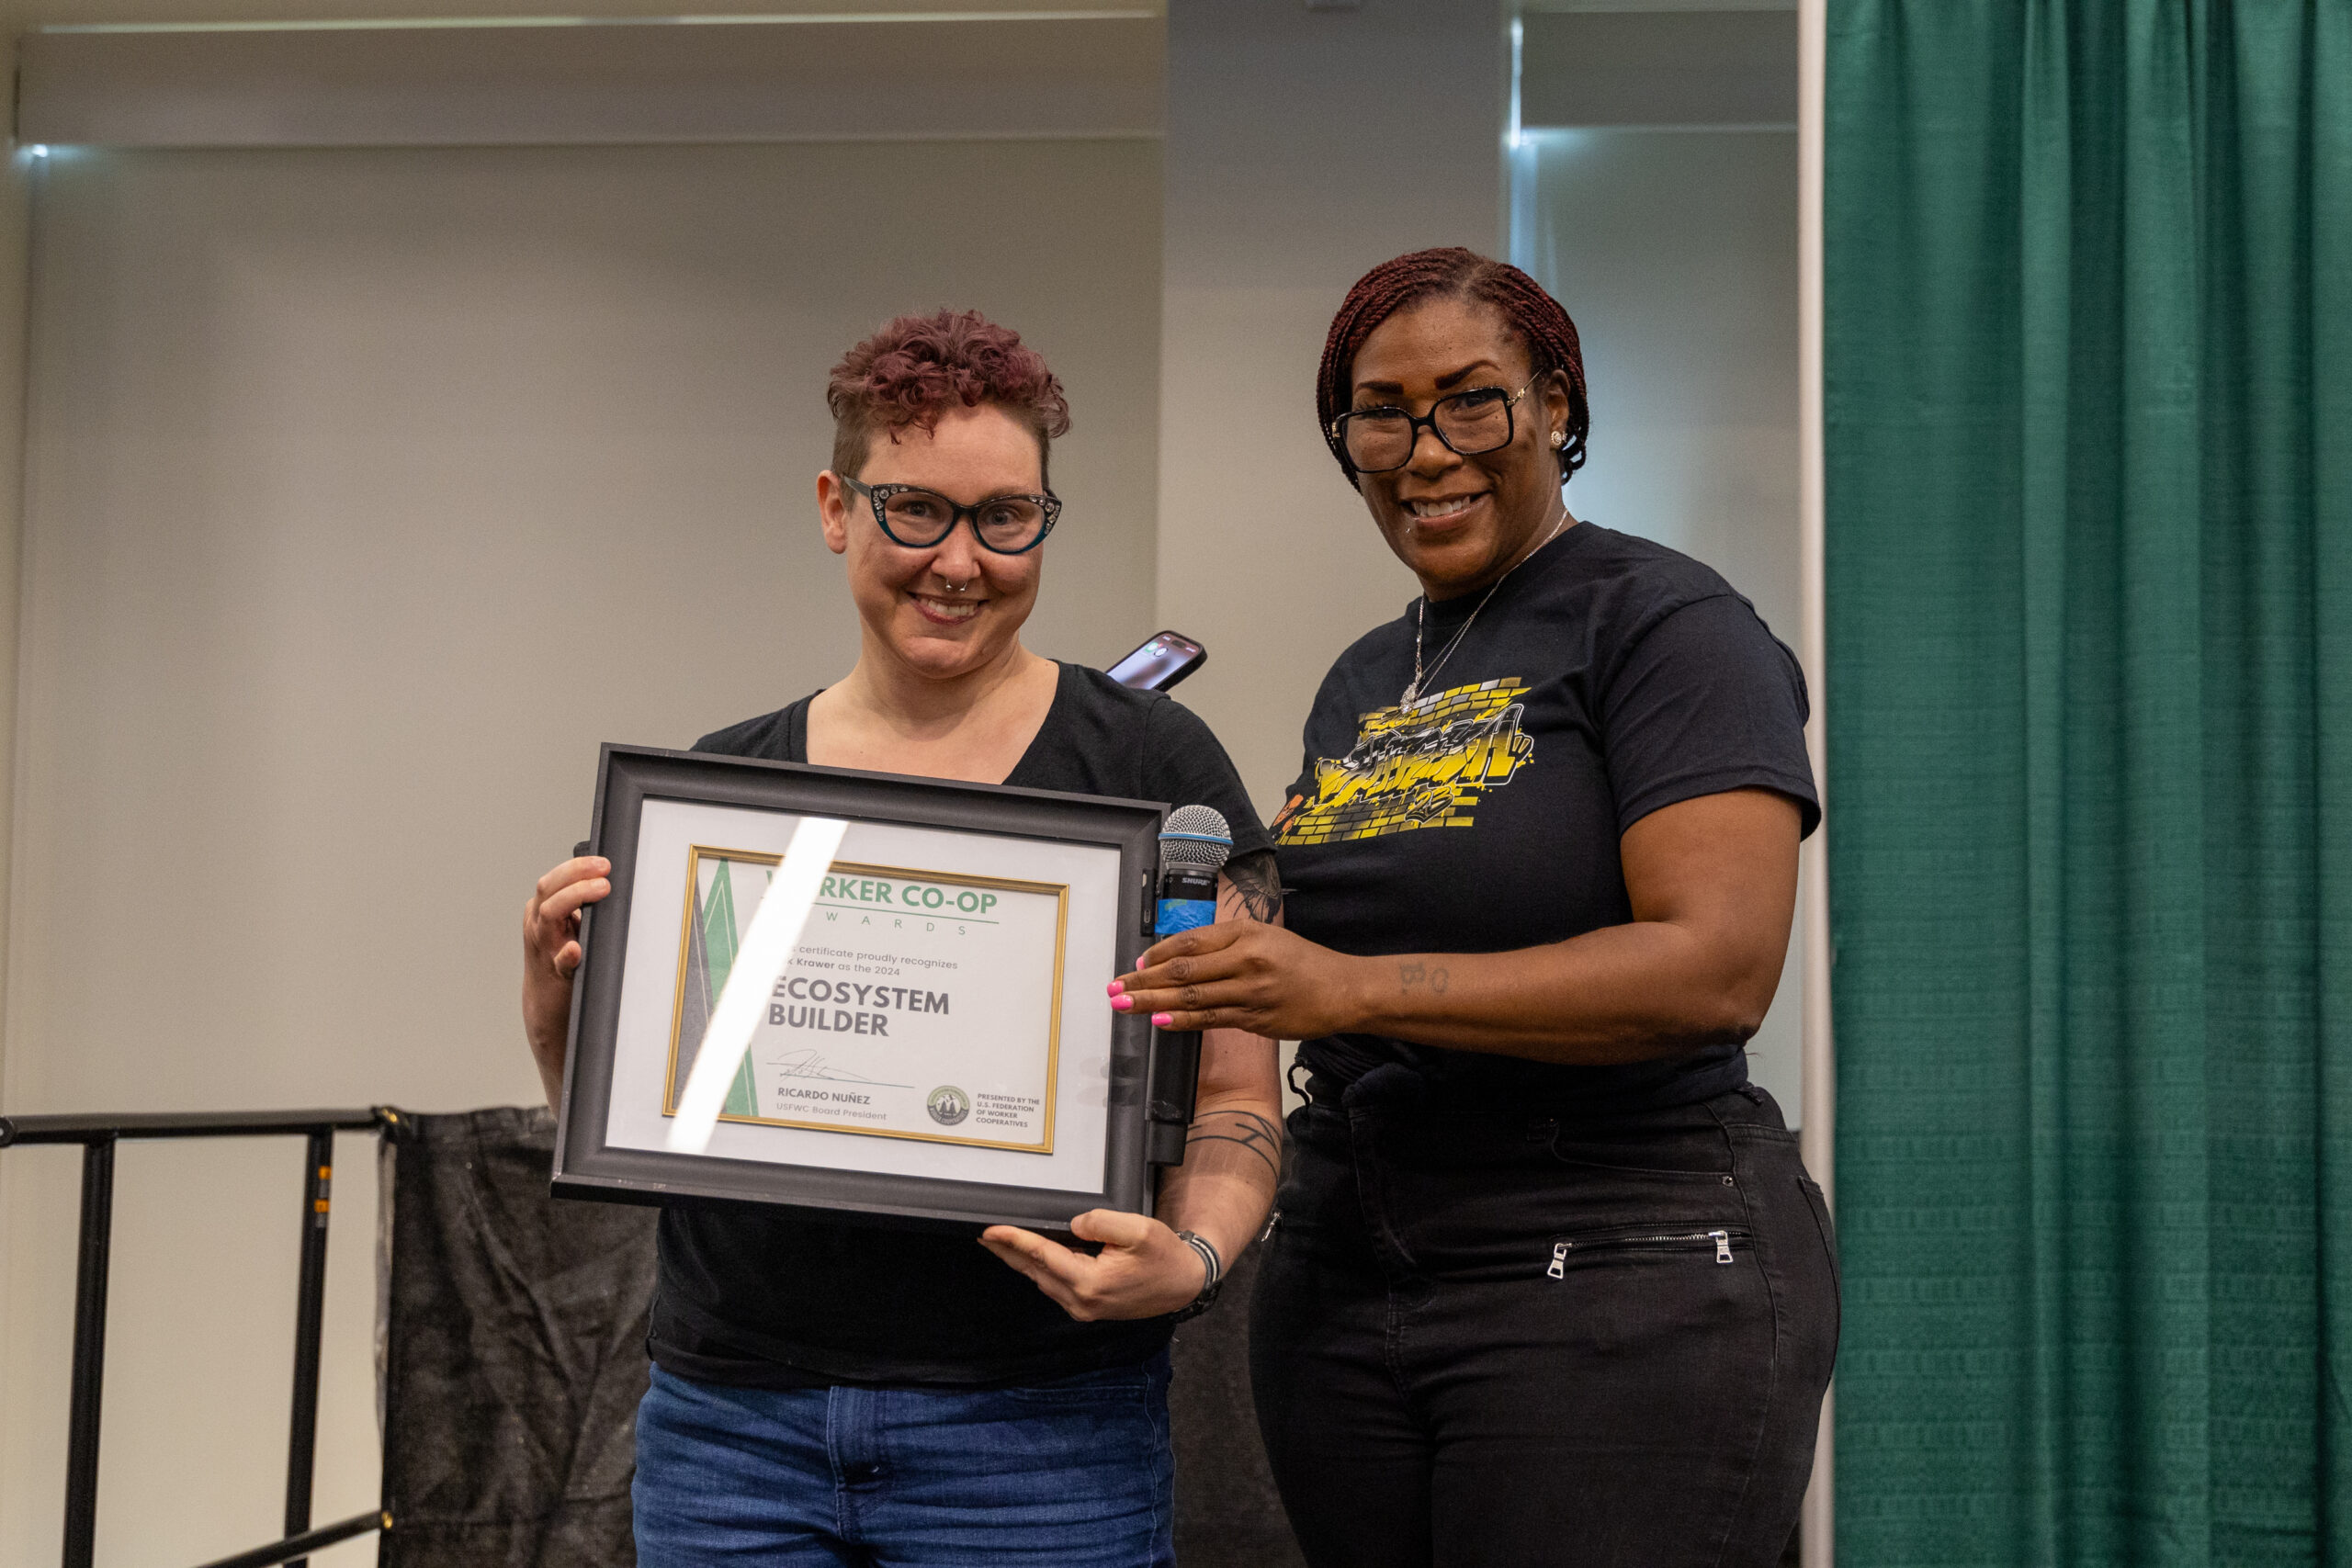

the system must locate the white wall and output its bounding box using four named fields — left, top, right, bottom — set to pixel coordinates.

left=0, top=136, right=1161, bottom=1568
left=0, top=109, right=36, bottom=1568
left=13, top=0, right=1146, bottom=27
left=1159, top=0, right=1507, bottom=816
left=19, top=14, right=1162, bottom=147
